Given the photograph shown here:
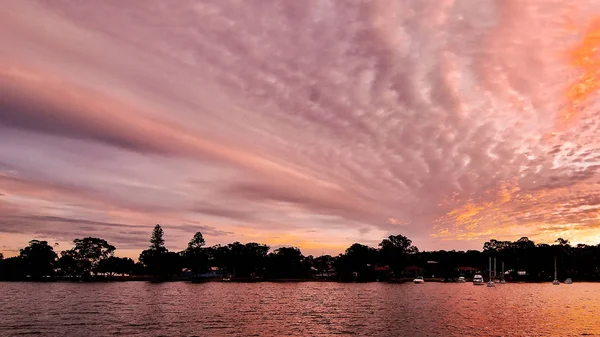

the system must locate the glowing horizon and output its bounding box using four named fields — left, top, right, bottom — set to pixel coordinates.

left=1, top=0, right=600, bottom=259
